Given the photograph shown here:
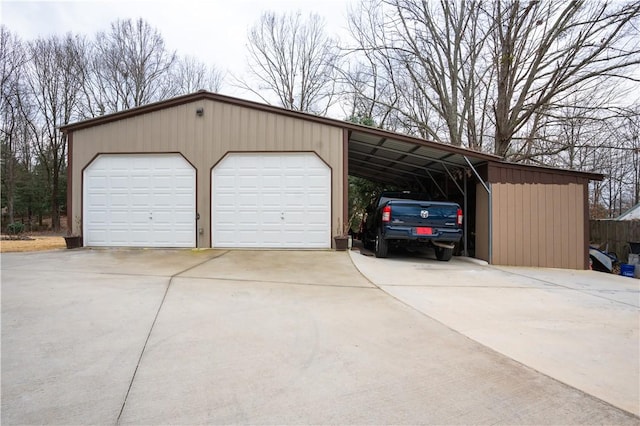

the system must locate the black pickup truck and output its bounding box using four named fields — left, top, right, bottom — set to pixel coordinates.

left=361, top=191, right=463, bottom=260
